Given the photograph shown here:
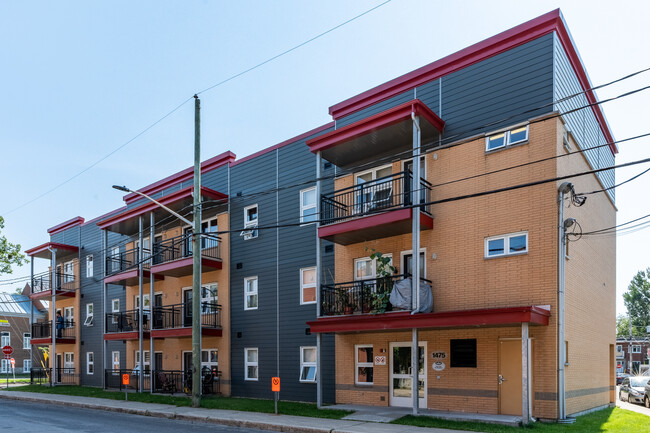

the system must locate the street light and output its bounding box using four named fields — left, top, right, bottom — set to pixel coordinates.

left=112, top=186, right=192, bottom=225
